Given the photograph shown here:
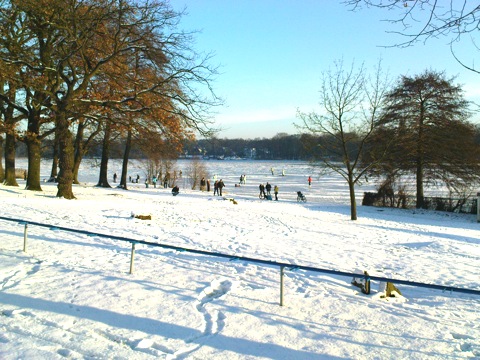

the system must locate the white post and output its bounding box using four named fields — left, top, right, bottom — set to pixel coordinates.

left=129, top=242, right=136, bottom=274
left=280, top=266, right=285, bottom=306
left=23, top=223, right=28, bottom=252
